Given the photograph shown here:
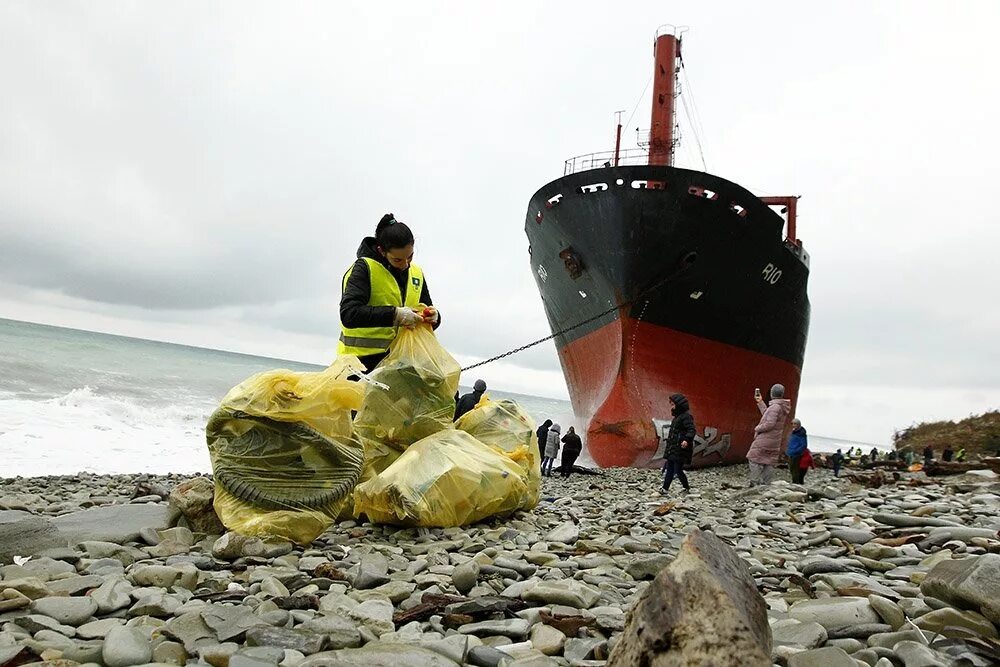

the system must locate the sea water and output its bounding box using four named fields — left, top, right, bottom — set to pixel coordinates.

left=0, top=318, right=576, bottom=477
